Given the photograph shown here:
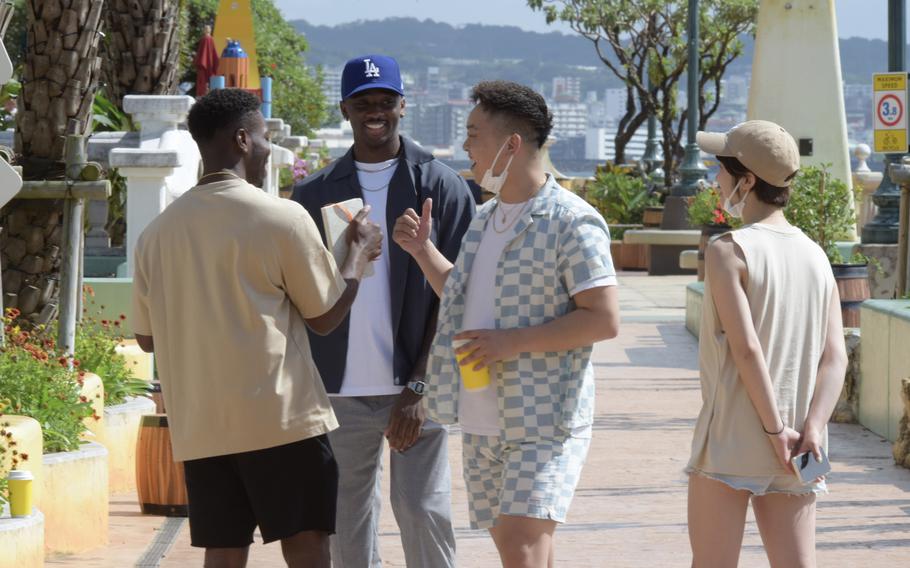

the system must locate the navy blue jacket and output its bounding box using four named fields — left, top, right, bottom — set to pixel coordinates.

left=291, top=137, right=475, bottom=393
